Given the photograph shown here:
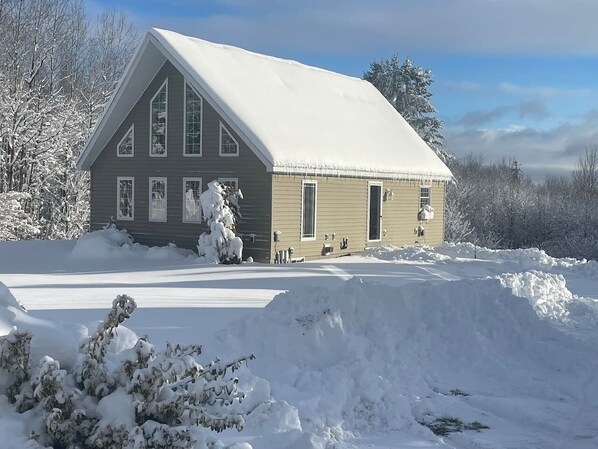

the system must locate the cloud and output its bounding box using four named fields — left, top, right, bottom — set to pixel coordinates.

left=87, top=0, right=598, bottom=56
left=519, top=99, right=550, bottom=121
left=457, top=106, right=511, bottom=127
left=90, top=0, right=598, bottom=55
left=445, top=110, right=598, bottom=179
left=499, top=82, right=590, bottom=98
